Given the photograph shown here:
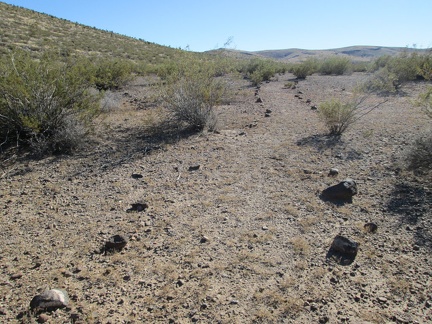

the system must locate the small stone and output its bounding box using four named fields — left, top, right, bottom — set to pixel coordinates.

left=262, top=226, right=269, bottom=231
left=126, top=202, right=148, bottom=213
left=230, top=299, right=239, bottom=305
left=311, top=105, right=318, bottom=110
left=319, top=316, right=329, bottom=323
left=60, top=269, right=73, bottom=278
left=37, top=314, right=50, bottom=323
left=264, top=113, right=271, bottom=117
left=70, top=313, right=80, bottom=321
left=131, top=173, right=143, bottom=179
left=256, top=97, right=263, bottom=103
left=10, top=273, right=23, bottom=280
left=364, top=222, right=378, bottom=233
left=328, top=168, right=339, bottom=176
left=188, top=165, right=201, bottom=171
left=104, top=235, right=127, bottom=252
left=377, top=296, right=388, bottom=304
left=200, top=236, right=209, bottom=243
